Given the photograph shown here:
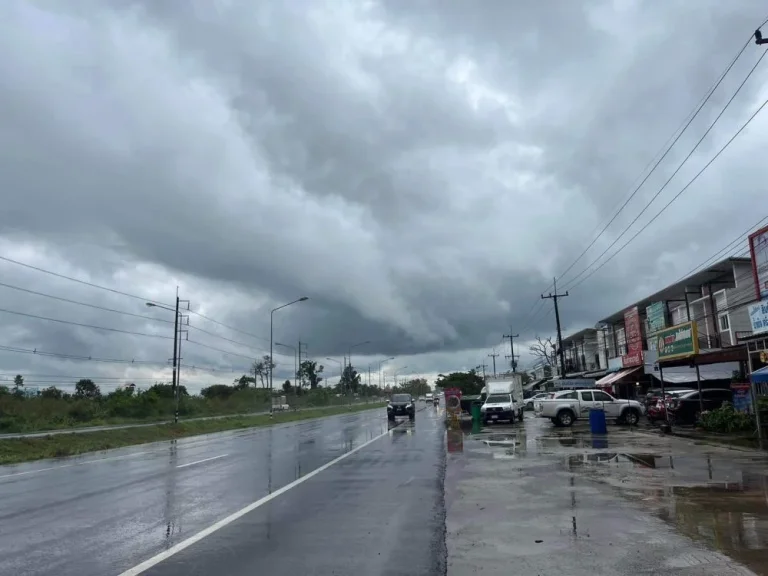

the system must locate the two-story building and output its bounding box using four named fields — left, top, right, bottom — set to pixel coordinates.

left=594, top=257, right=756, bottom=397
